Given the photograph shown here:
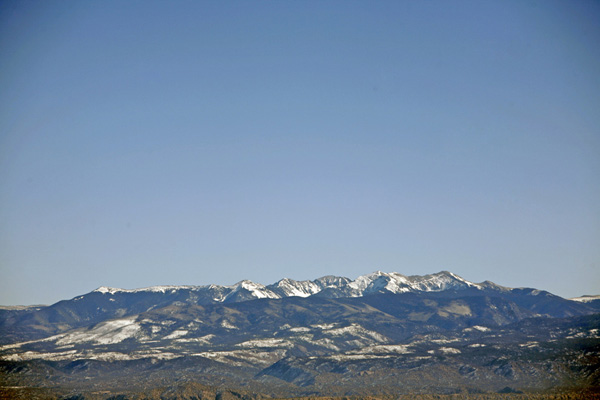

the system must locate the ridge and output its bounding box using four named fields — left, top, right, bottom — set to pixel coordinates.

left=89, top=271, right=487, bottom=304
